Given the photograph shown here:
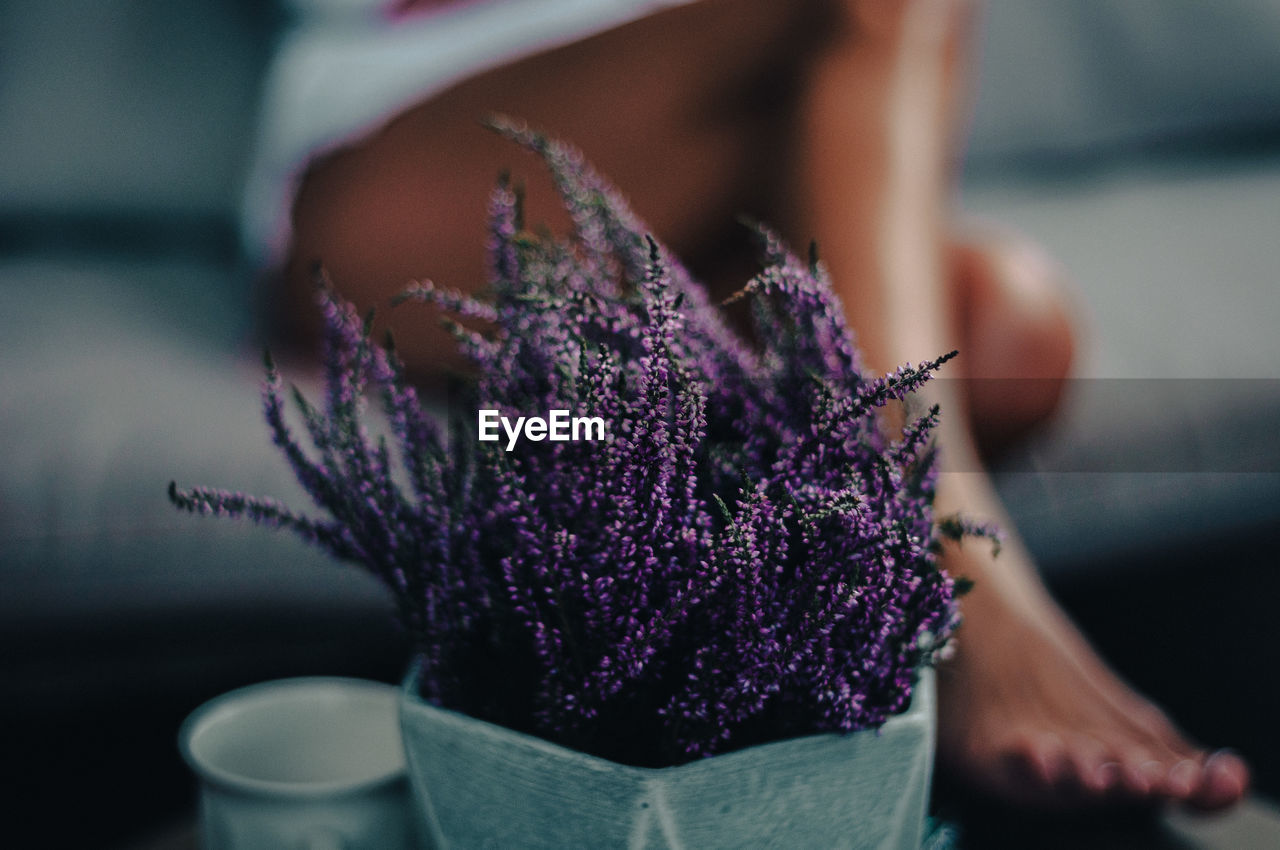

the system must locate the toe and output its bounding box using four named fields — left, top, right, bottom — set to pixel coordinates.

left=1113, top=747, right=1164, bottom=798
left=1167, top=759, right=1203, bottom=800
left=1065, top=733, right=1115, bottom=795
left=1188, top=751, right=1250, bottom=812
left=1016, top=730, right=1069, bottom=788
